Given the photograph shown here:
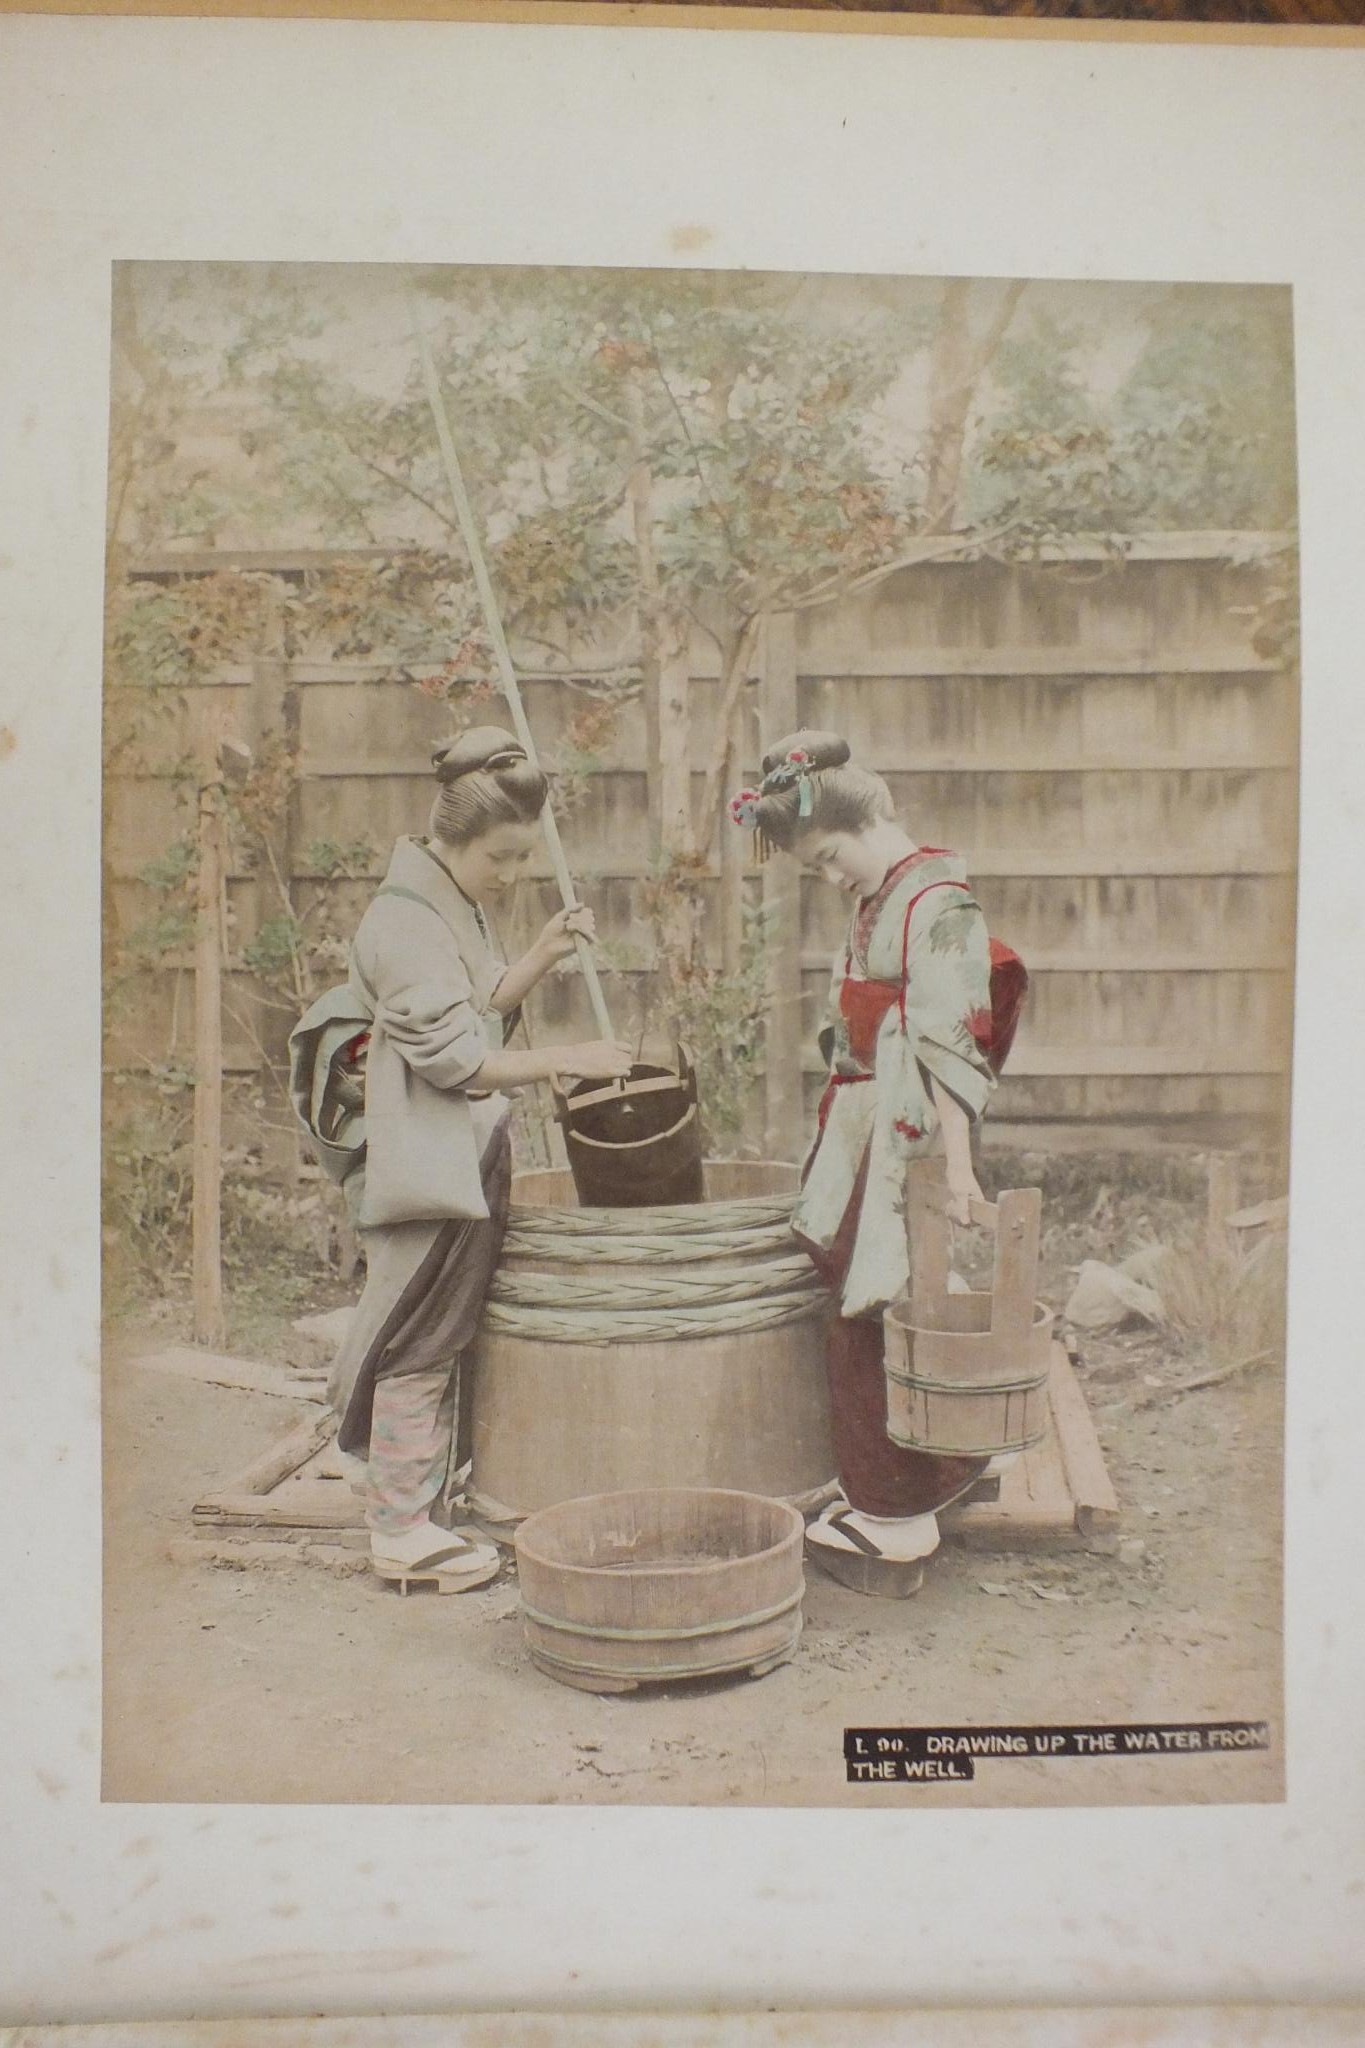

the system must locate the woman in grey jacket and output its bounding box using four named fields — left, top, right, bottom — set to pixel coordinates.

left=308, top=726, right=631, bottom=1592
